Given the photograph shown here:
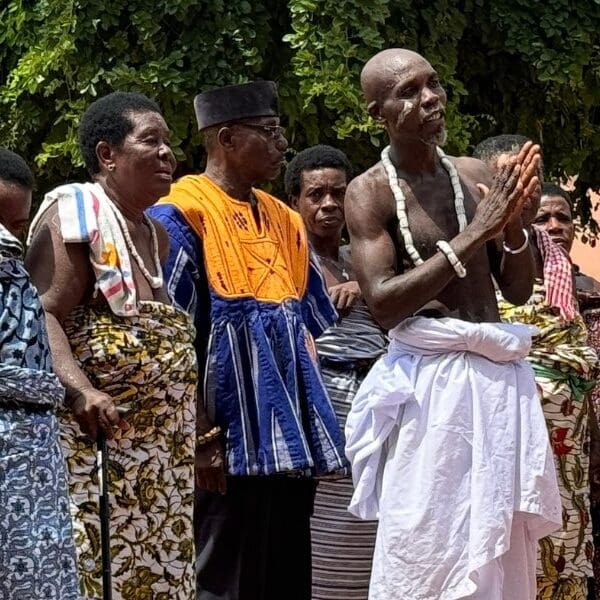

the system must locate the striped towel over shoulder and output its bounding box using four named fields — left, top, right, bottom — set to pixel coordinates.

left=29, top=182, right=142, bottom=316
